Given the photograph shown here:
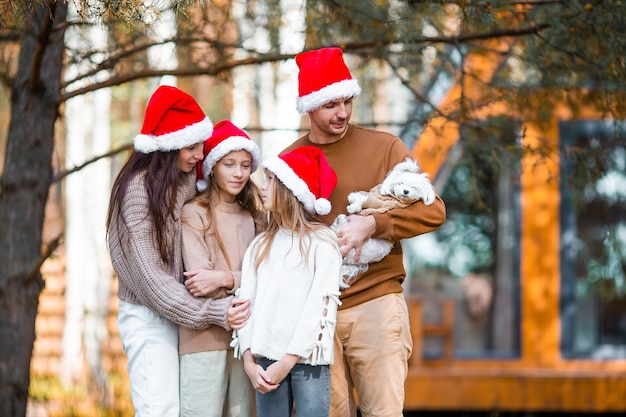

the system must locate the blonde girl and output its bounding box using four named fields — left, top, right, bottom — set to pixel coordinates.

left=233, top=146, right=343, bottom=417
